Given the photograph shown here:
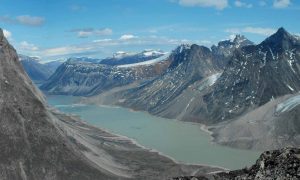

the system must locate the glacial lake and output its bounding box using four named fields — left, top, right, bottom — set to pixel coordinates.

left=46, top=95, right=260, bottom=170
